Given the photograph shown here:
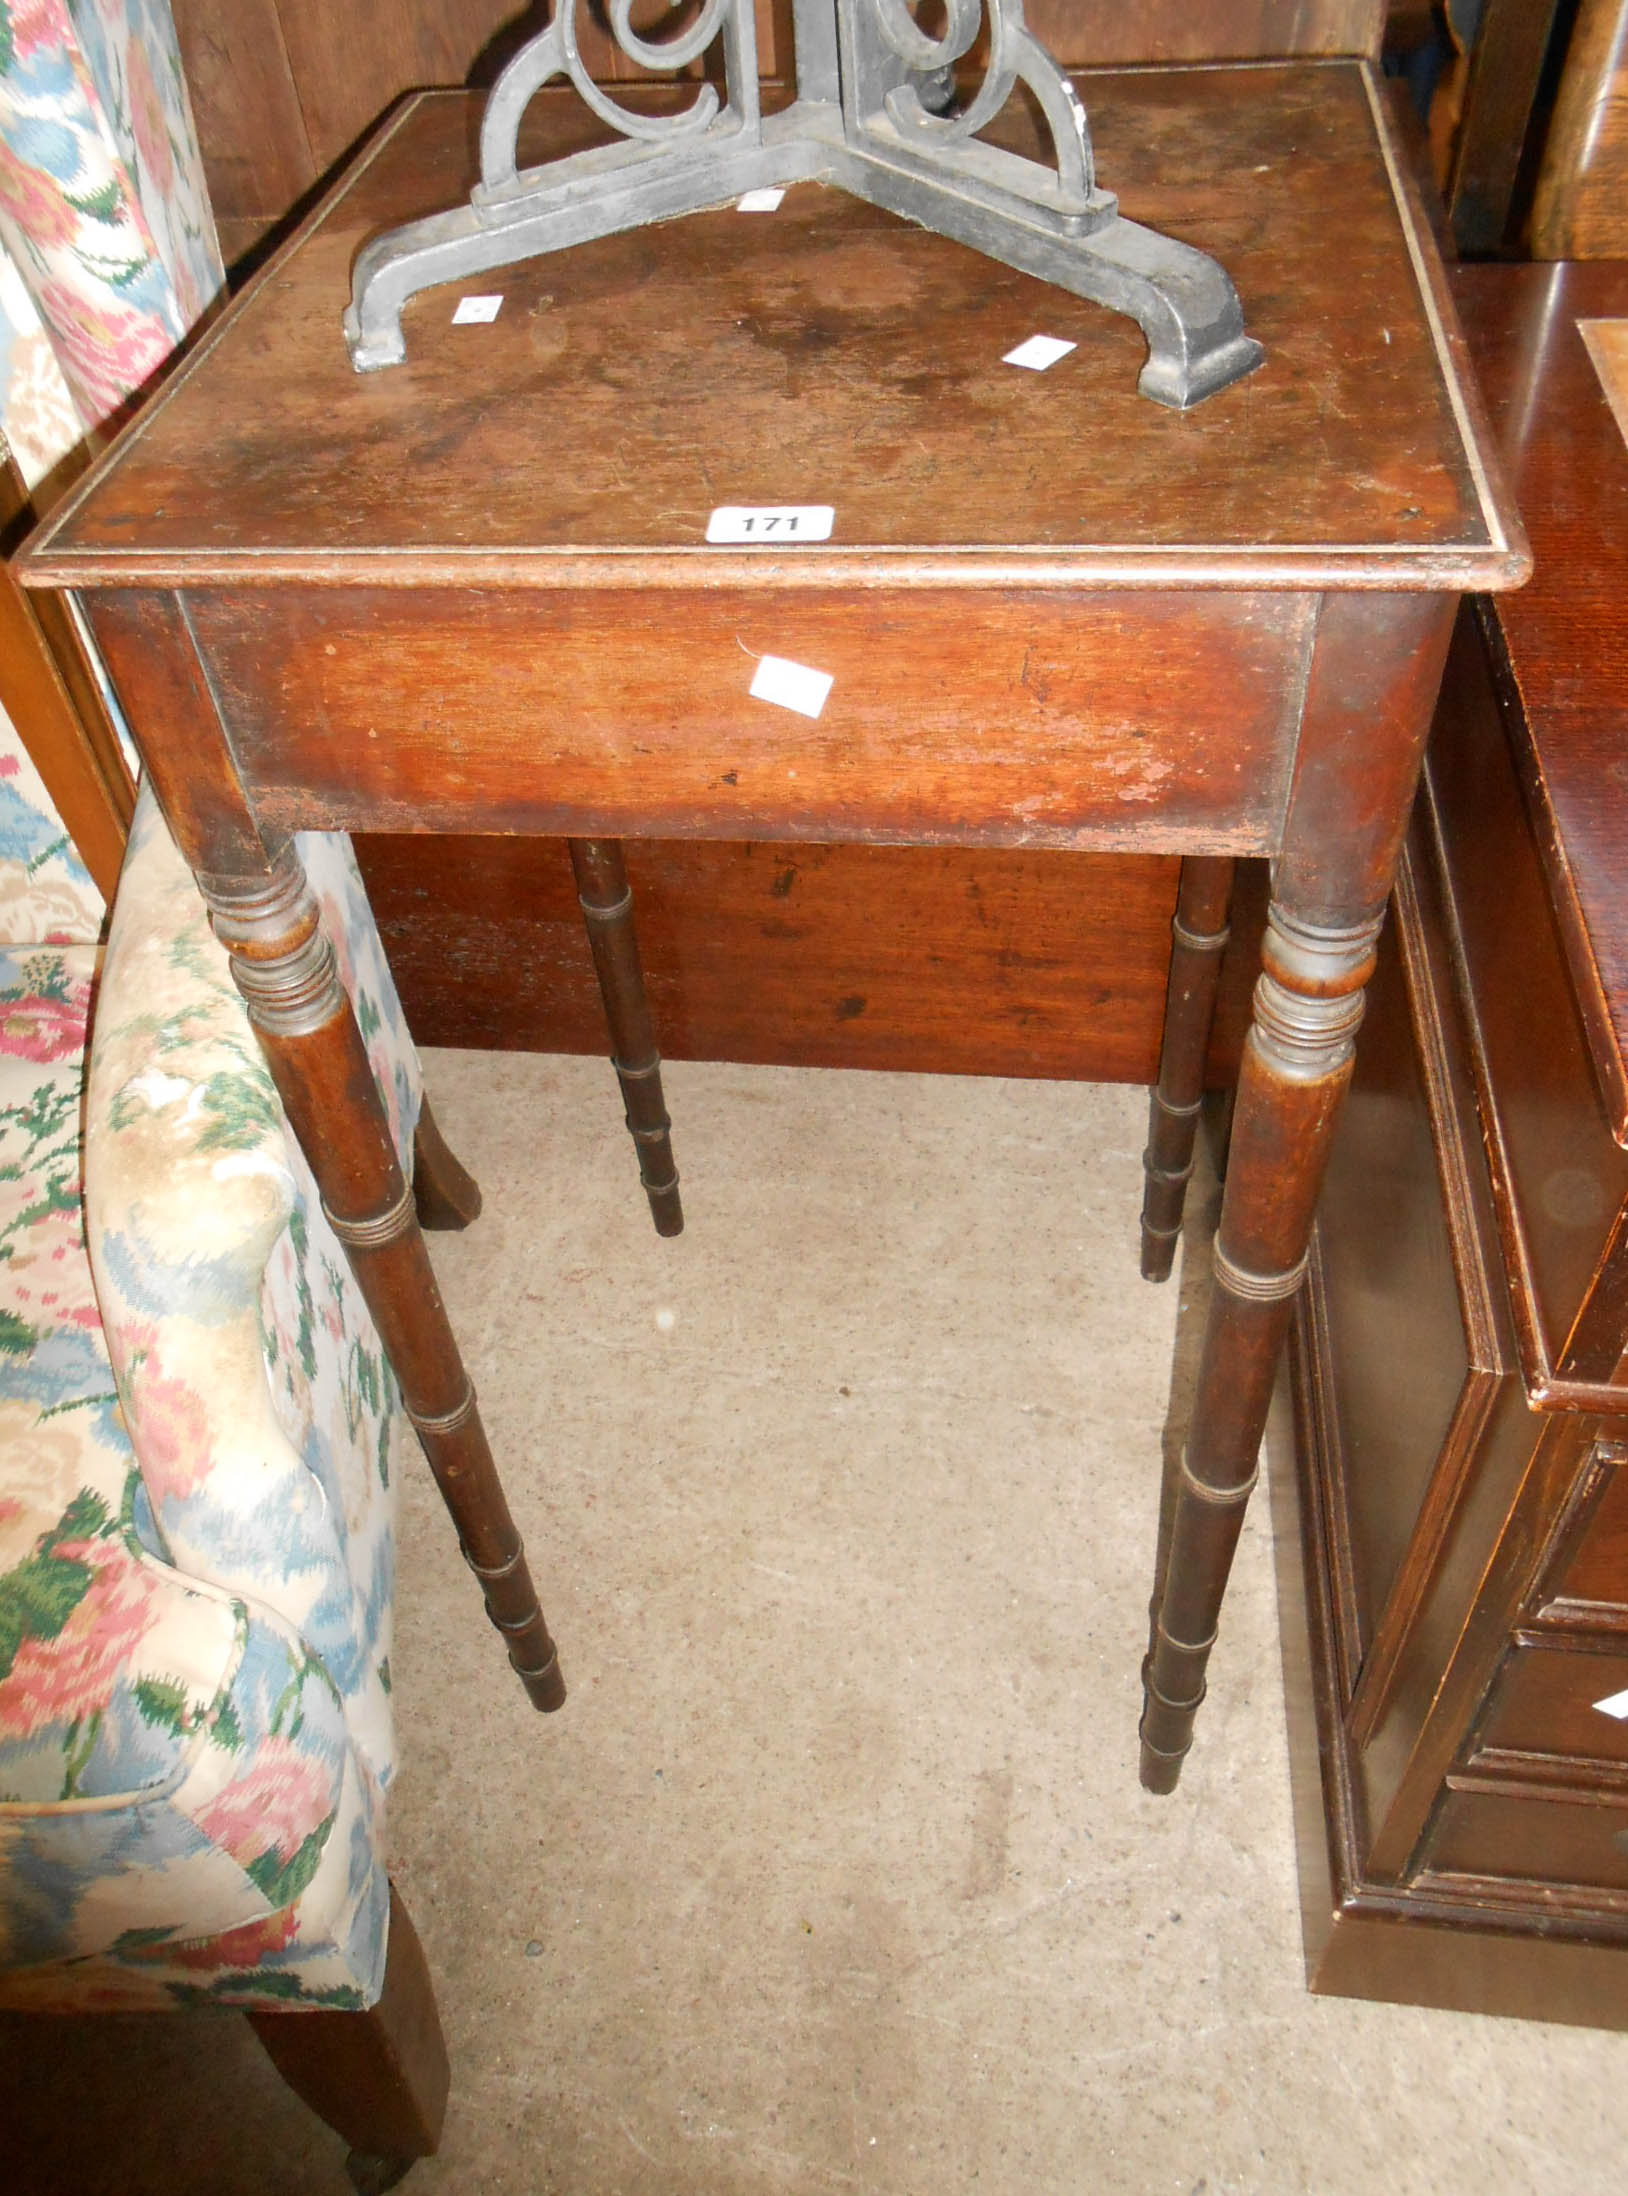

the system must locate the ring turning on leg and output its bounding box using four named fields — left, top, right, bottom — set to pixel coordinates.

left=205, top=842, right=565, bottom=1713
left=1141, top=858, right=1234, bottom=1281
left=570, top=838, right=684, bottom=1238
left=1139, top=902, right=1383, bottom=1789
